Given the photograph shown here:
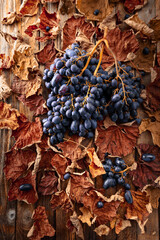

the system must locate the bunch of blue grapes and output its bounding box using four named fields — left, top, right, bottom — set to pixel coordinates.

left=102, top=153, right=133, bottom=204
left=42, top=42, right=144, bottom=144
